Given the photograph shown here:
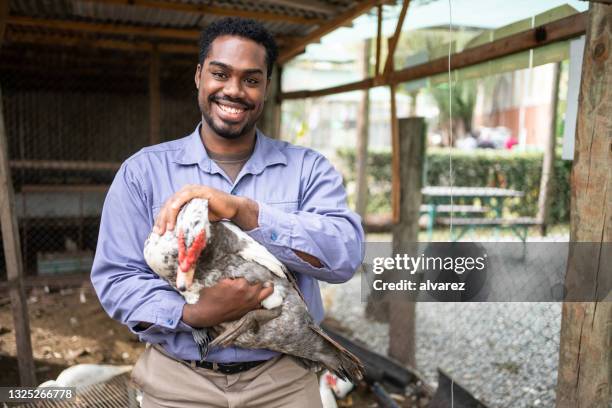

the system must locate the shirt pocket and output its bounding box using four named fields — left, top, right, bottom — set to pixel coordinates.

left=265, top=200, right=299, bottom=213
